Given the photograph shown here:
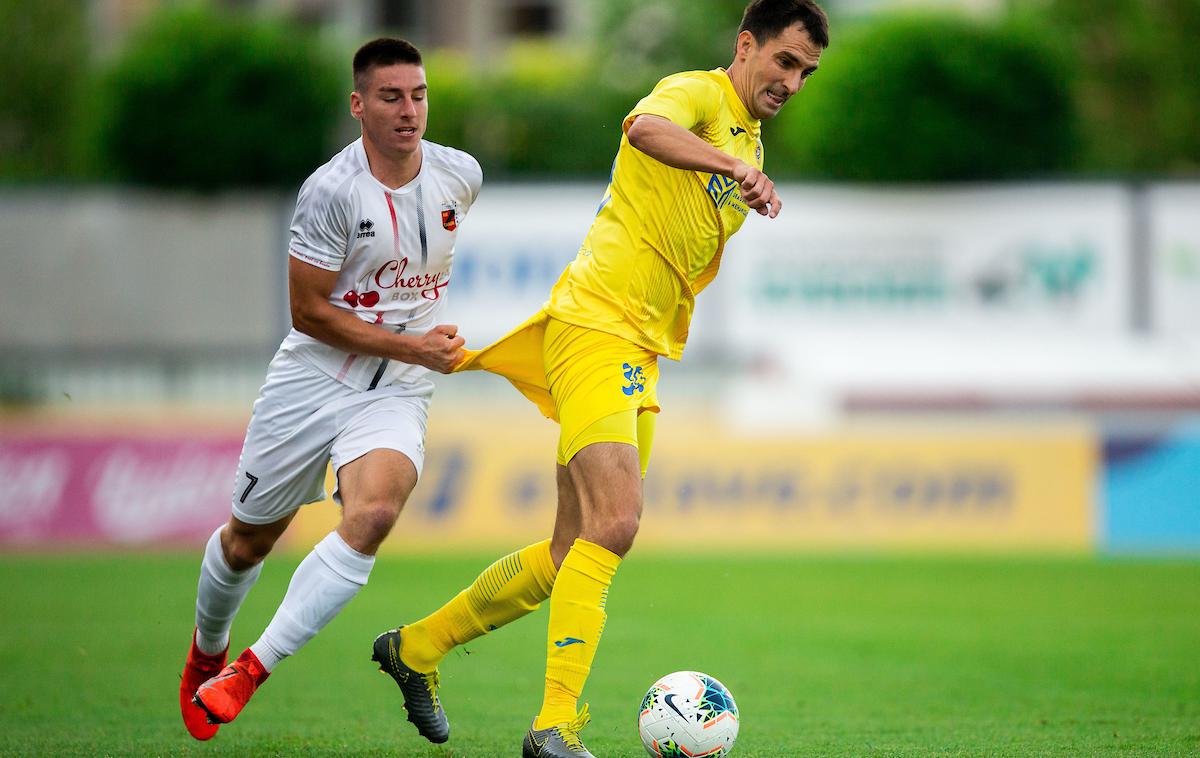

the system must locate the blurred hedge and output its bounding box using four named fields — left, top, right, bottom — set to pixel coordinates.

left=768, top=13, right=1079, bottom=181
left=430, top=8, right=1080, bottom=181
left=92, top=7, right=343, bottom=191
left=43, top=2, right=1195, bottom=187
left=591, top=0, right=746, bottom=86
left=1023, top=0, right=1200, bottom=175
left=0, top=0, right=88, bottom=181
left=423, top=44, right=649, bottom=178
